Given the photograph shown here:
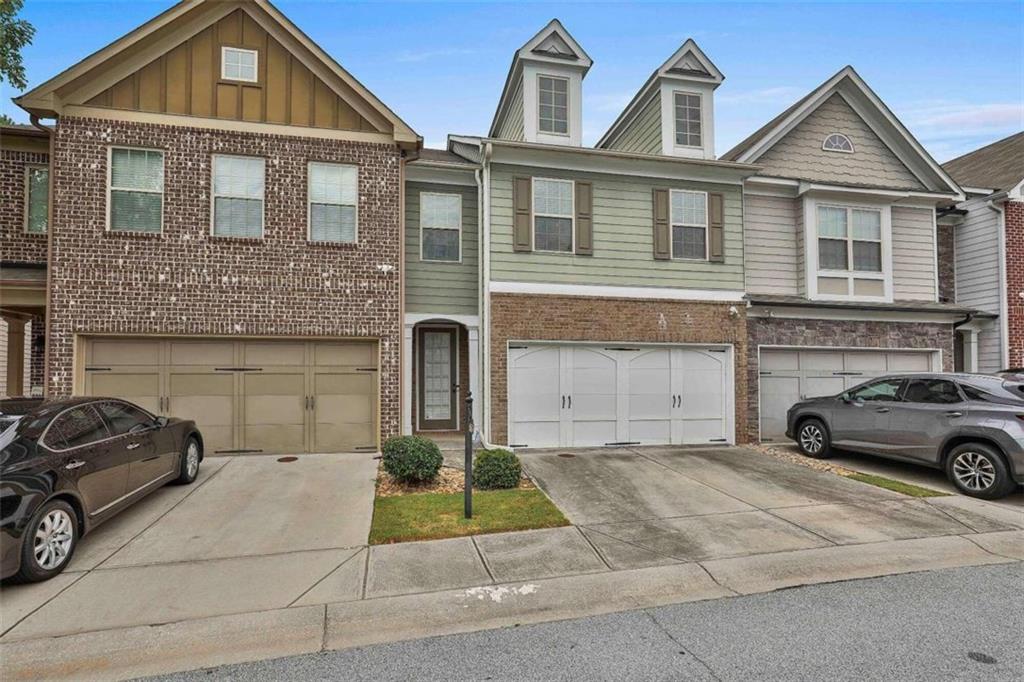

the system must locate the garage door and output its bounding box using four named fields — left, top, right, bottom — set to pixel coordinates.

left=758, top=348, right=937, bottom=441
left=82, top=337, right=378, bottom=455
left=508, top=343, right=733, bottom=448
